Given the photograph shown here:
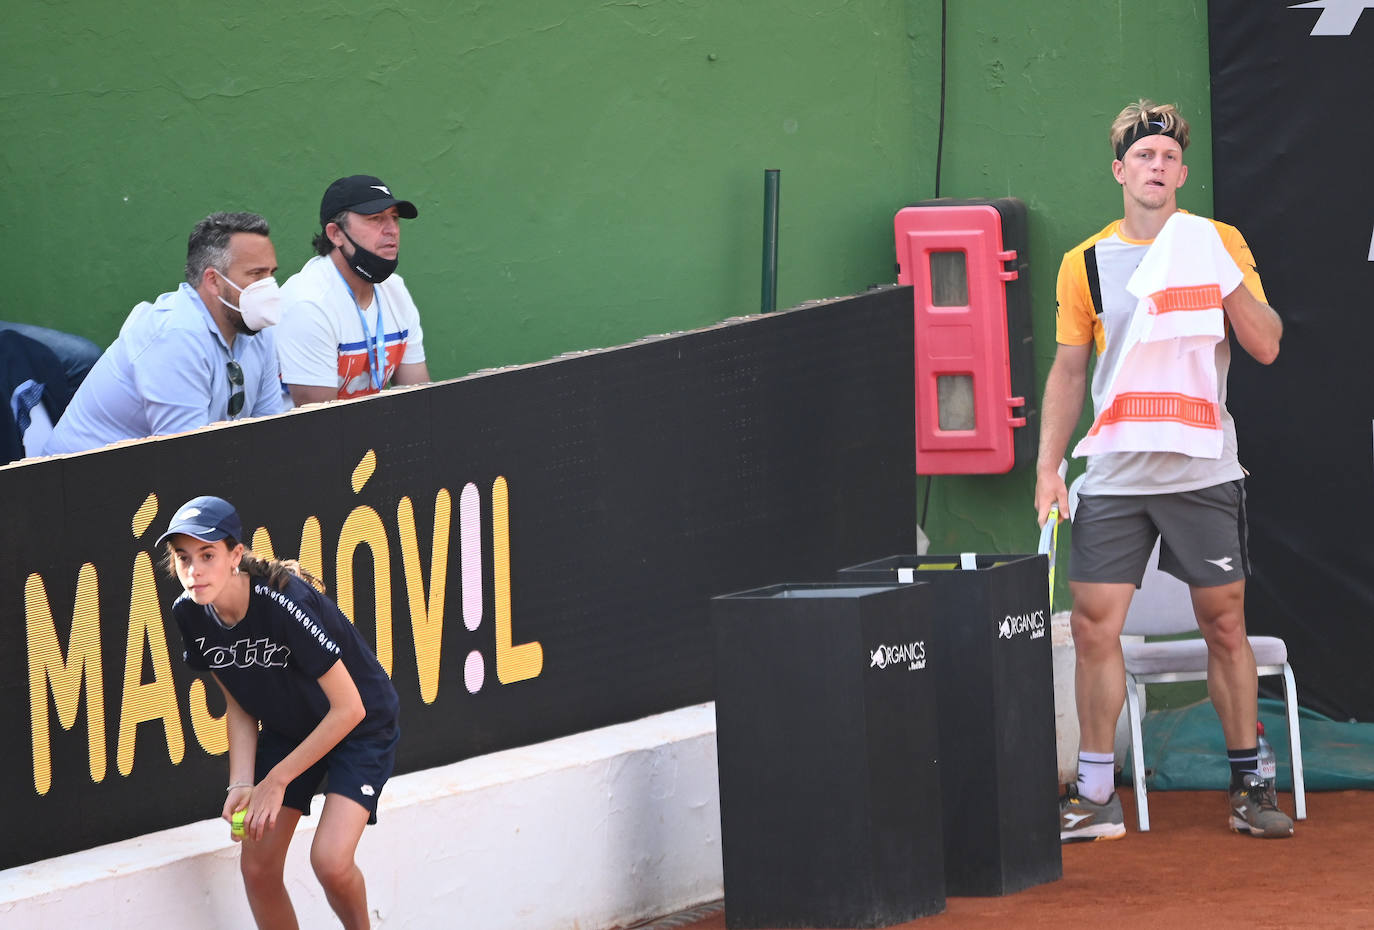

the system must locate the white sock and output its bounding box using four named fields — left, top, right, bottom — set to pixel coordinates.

left=1077, top=751, right=1115, bottom=804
